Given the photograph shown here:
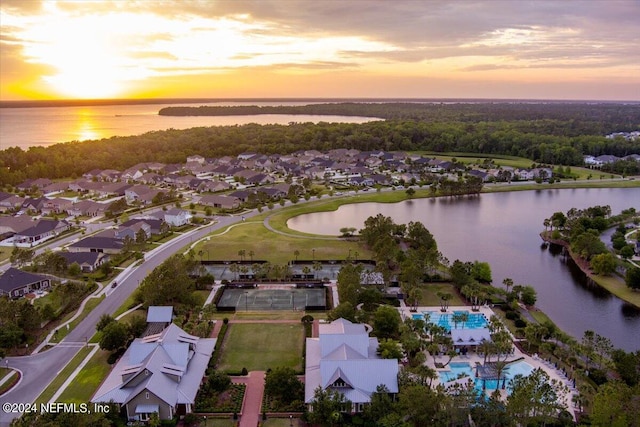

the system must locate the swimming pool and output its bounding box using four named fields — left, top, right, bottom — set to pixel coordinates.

left=438, top=361, right=535, bottom=395
left=412, top=311, right=489, bottom=331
